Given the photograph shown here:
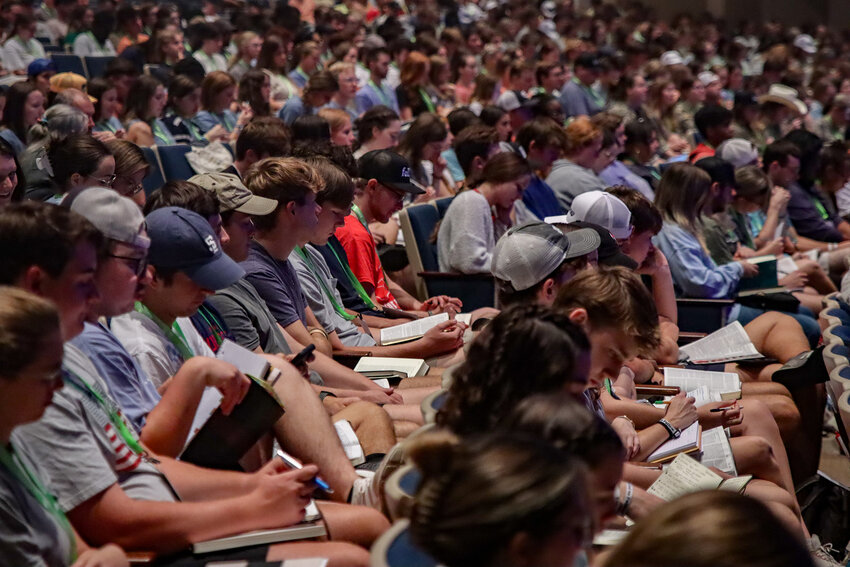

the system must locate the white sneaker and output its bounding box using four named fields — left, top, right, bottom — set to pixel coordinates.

left=350, top=472, right=381, bottom=510
left=810, top=535, right=842, bottom=566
